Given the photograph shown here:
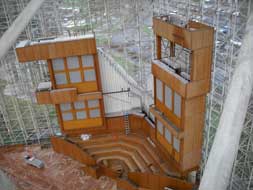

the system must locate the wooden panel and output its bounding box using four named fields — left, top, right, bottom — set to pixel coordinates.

left=56, top=81, right=98, bottom=93
left=181, top=95, right=205, bottom=171
left=190, top=47, right=213, bottom=81
left=50, top=88, right=77, bottom=104
left=153, top=17, right=191, bottom=49
left=129, top=115, right=144, bottom=132
left=36, top=91, right=52, bottom=104
left=186, top=80, right=210, bottom=98
left=50, top=136, right=96, bottom=166
left=16, top=38, right=97, bottom=62
left=152, top=63, right=186, bottom=97
left=153, top=17, right=214, bottom=50
left=63, top=118, right=103, bottom=130
left=128, top=172, right=193, bottom=190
